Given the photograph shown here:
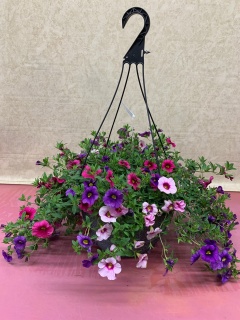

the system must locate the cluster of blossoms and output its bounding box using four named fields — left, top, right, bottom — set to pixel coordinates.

left=1, top=125, right=239, bottom=283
